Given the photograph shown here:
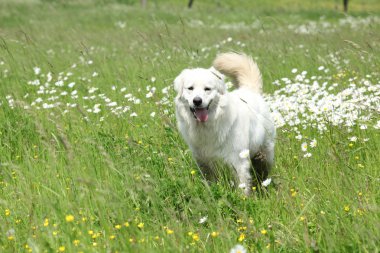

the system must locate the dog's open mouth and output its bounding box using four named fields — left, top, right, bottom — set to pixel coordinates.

left=190, top=100, right=212, bottom=122
left=191, top=107, right=209, bottom=122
